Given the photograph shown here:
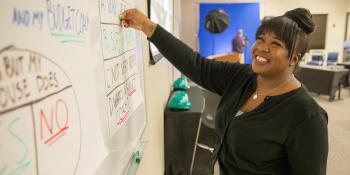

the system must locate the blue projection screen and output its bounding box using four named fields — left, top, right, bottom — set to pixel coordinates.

left=199, top=3, right=260, bottom=64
